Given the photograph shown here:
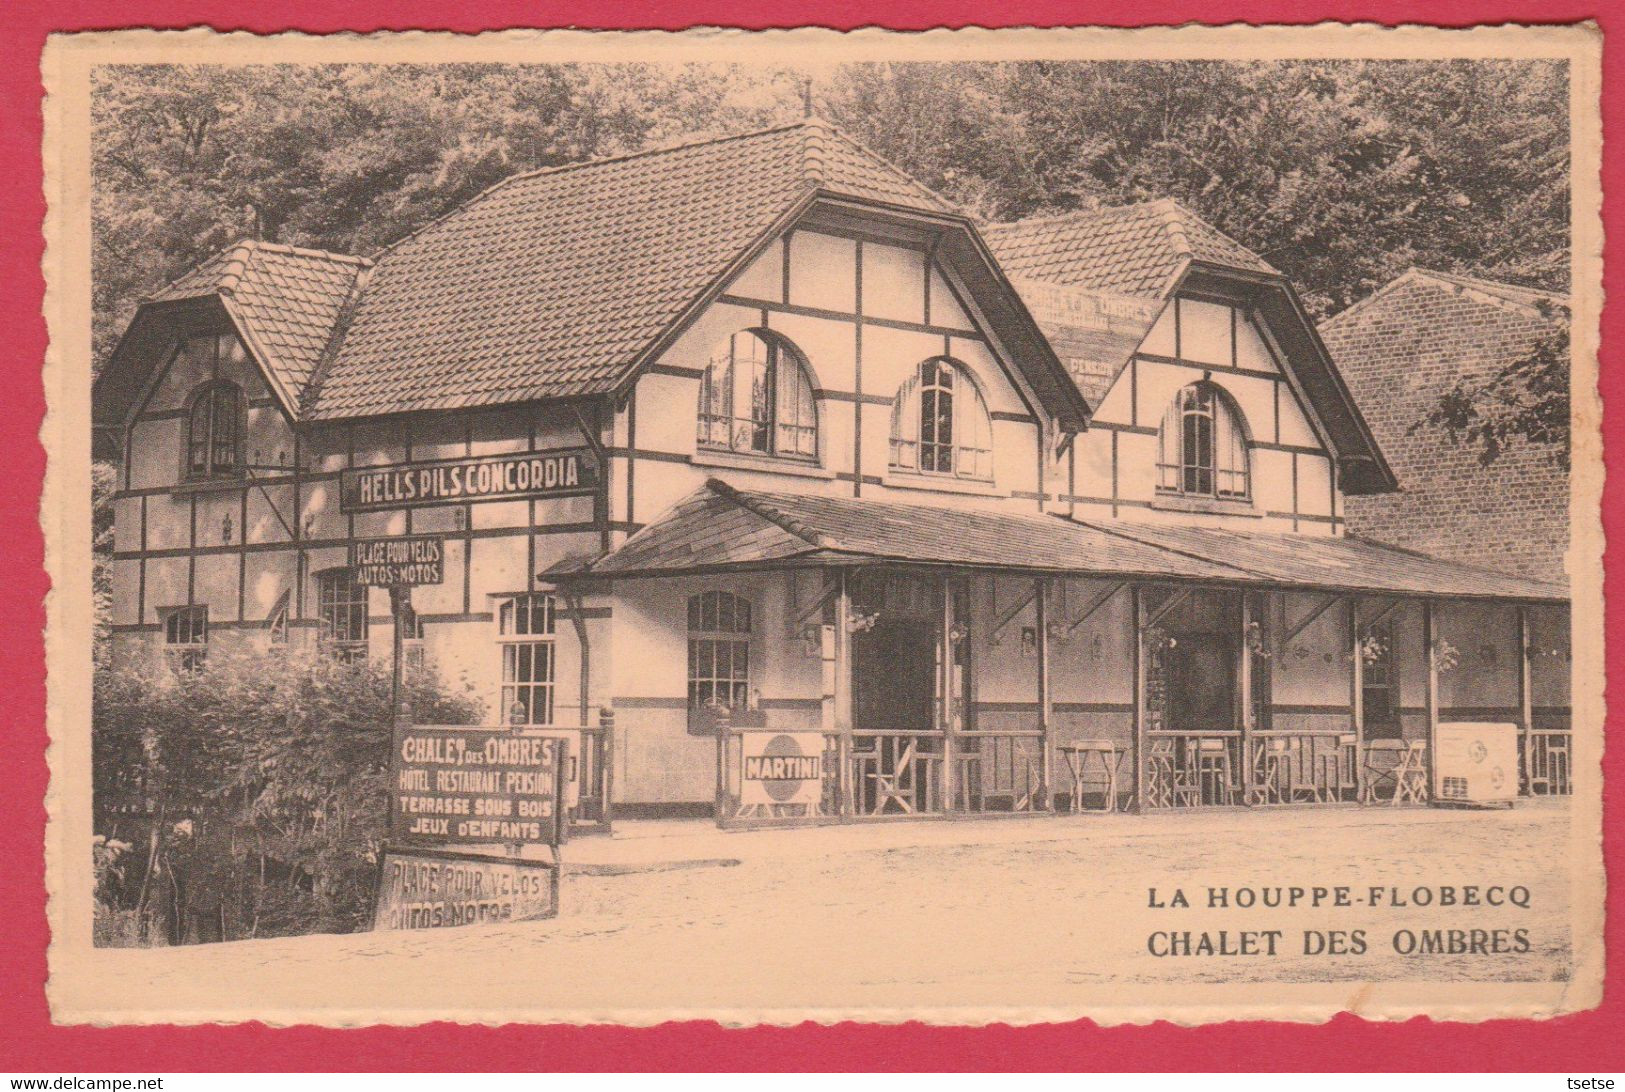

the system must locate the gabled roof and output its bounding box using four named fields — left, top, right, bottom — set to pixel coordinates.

left=983, top=199, right=1276, bottom=299
left=95, top=241, right=372, bottom=423
left=565, top=479, right=1565, bottom=603
left=305, top=120, right=956, bottom=420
